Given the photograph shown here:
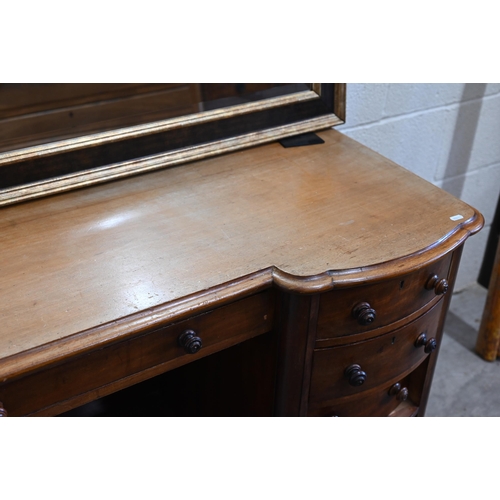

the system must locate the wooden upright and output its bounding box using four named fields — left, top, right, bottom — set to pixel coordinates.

left=476, top=239, right=500, bottom=360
